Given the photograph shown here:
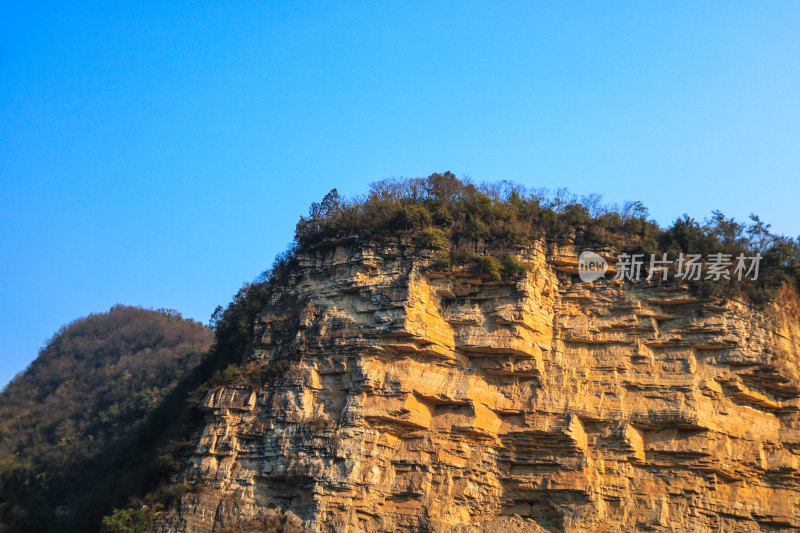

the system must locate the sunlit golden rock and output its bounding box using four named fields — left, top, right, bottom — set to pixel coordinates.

left=154, top=241, right=800, bottom=532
